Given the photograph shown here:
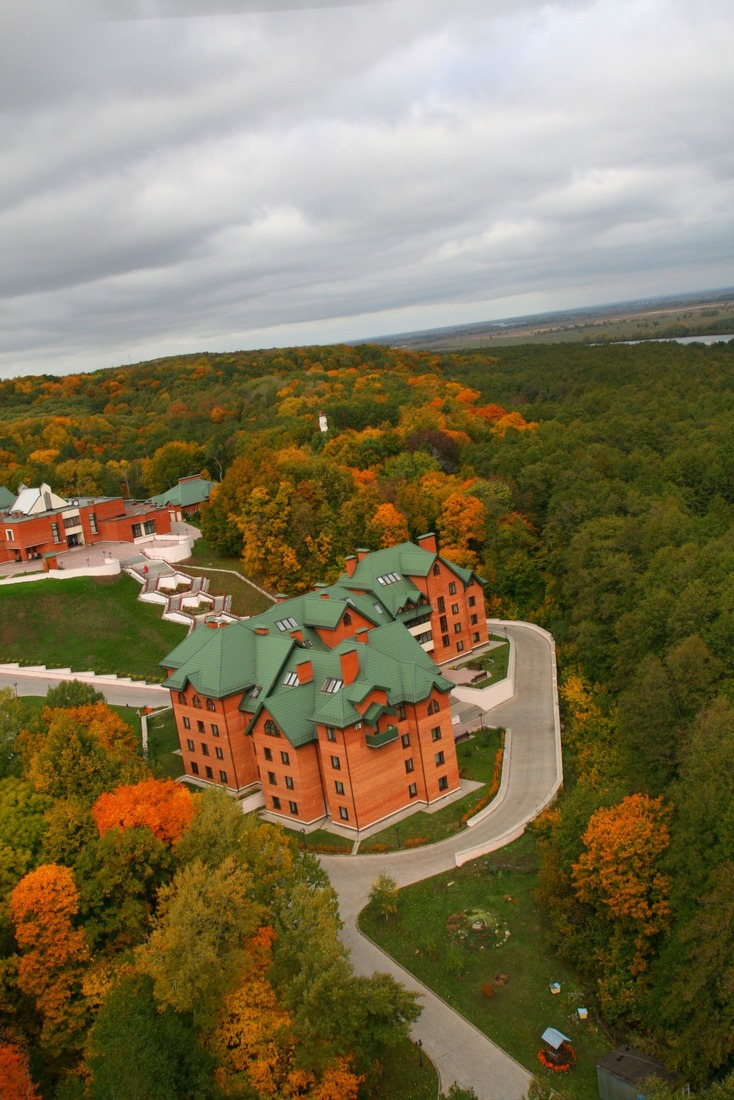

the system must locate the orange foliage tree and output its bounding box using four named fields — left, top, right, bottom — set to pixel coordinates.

left=92, top=776, right=196, bottom=846
left=0, top=1041, right=41, bottom=1100
left=10, top=864, right=90, bottom=1058
left=370, top=502, right=410, bottom=548
left=572, top=793, right=672, bottom=975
